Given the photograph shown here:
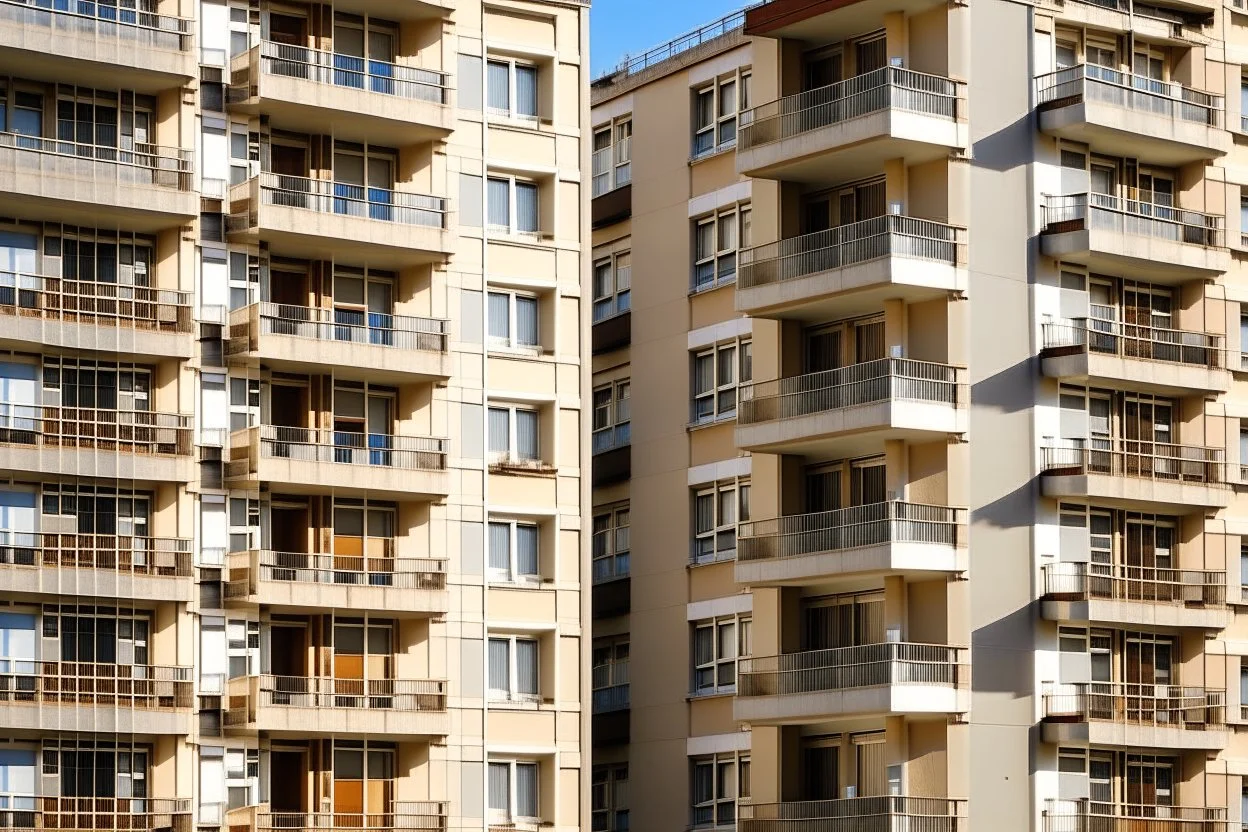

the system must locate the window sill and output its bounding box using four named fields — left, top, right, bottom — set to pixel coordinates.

left=687, top=413, right=736, bottom=432
left=487, top=110, right=552, bottom=130
left=688, top=551, right=736, bottom=569
left=489, top=578, right=554, bottom=590
left=688, top=277, right=736, bottom=298
left=687, top=688, right=736, bottom=702
left=489, top=459, right=558, bottom=477
left=487, top=227, right=556, bottom=246
left=689, top=143, right=736, bottom=166
left=488, top=696, right=553, bottom=711
left=488, top=344, right=551, bottom=359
